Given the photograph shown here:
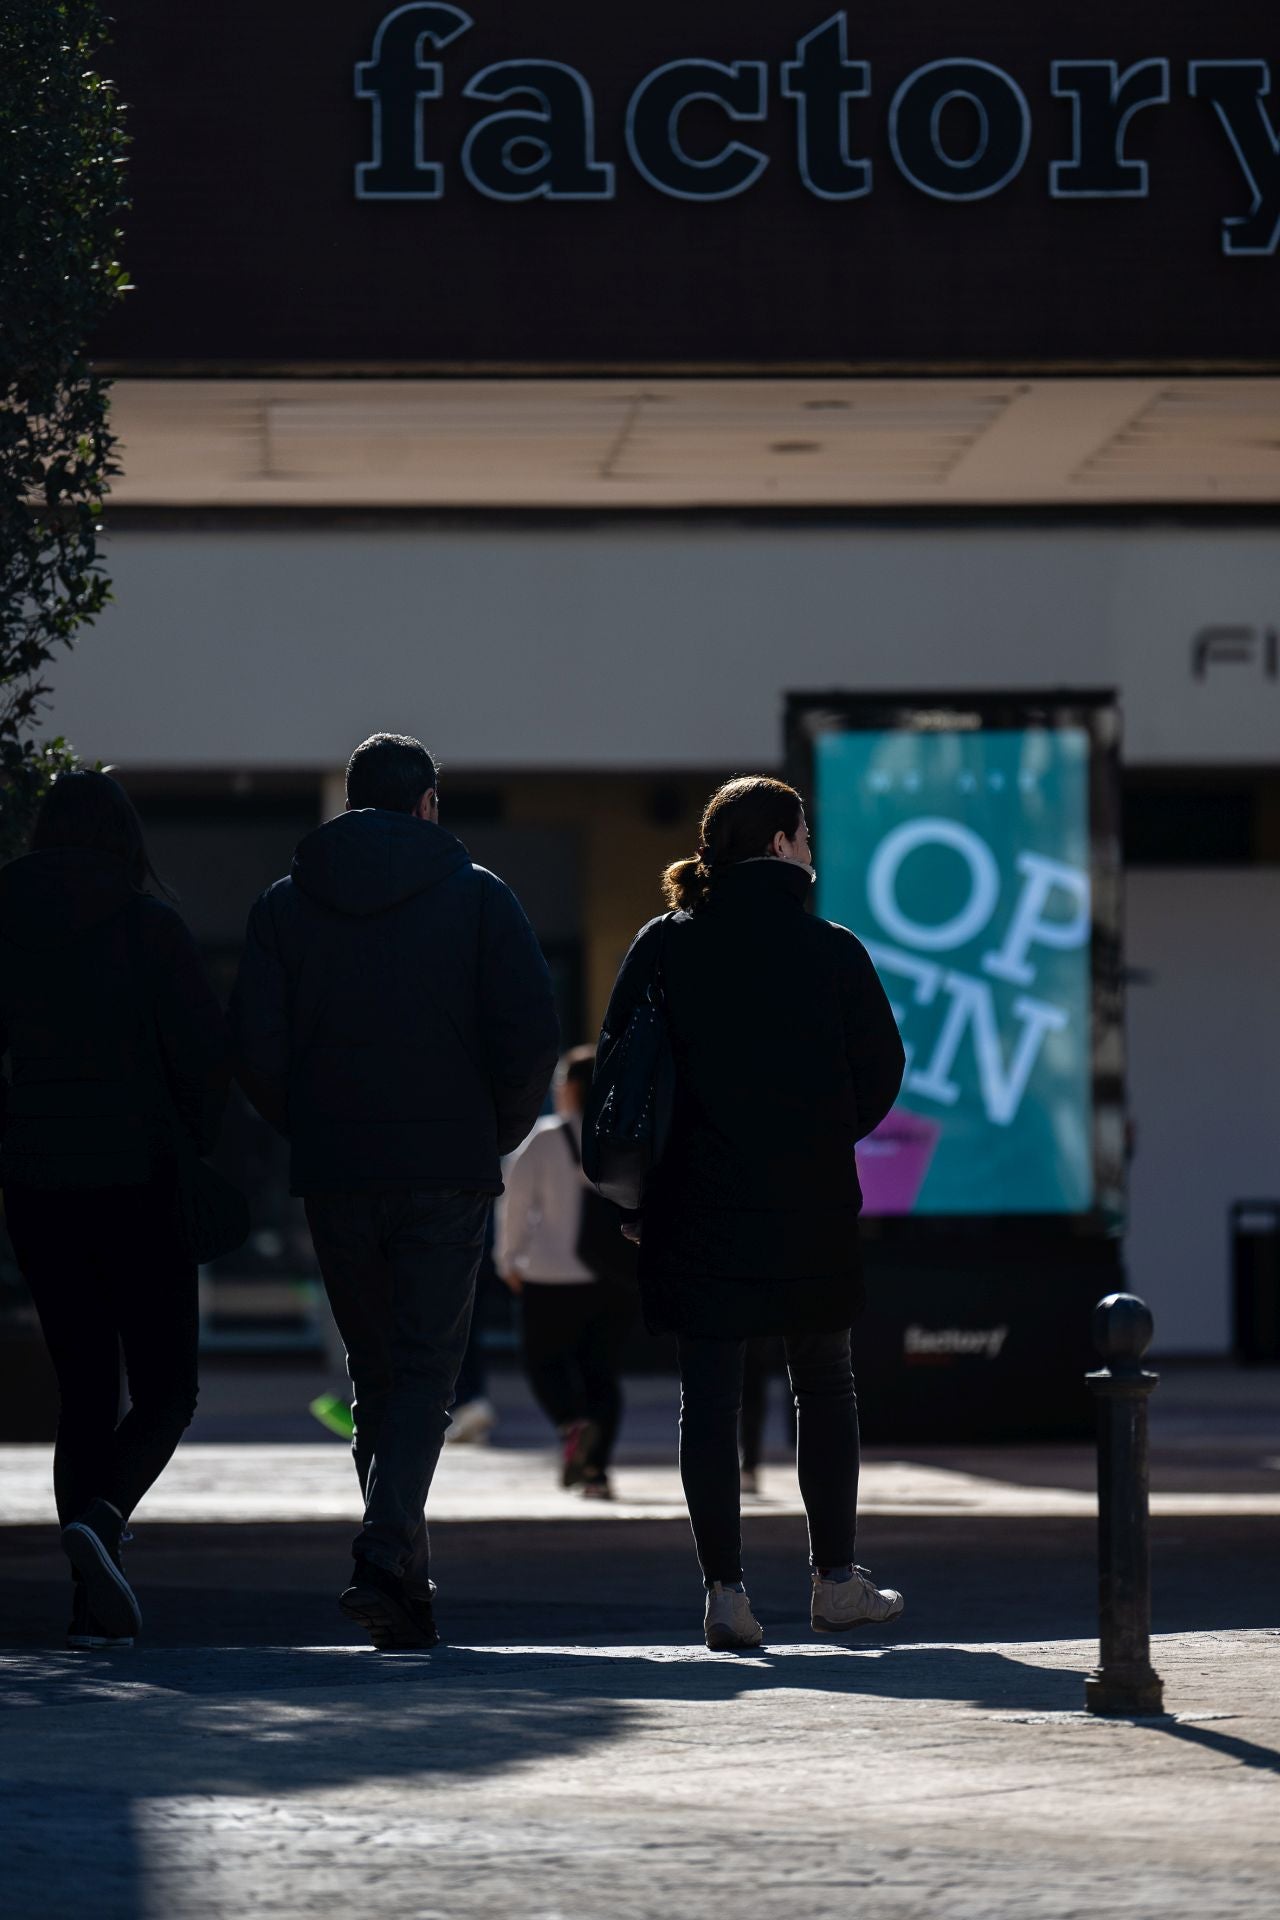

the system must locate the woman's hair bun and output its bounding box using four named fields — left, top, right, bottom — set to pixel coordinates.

left=661, top=853, right=710, bottom=913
